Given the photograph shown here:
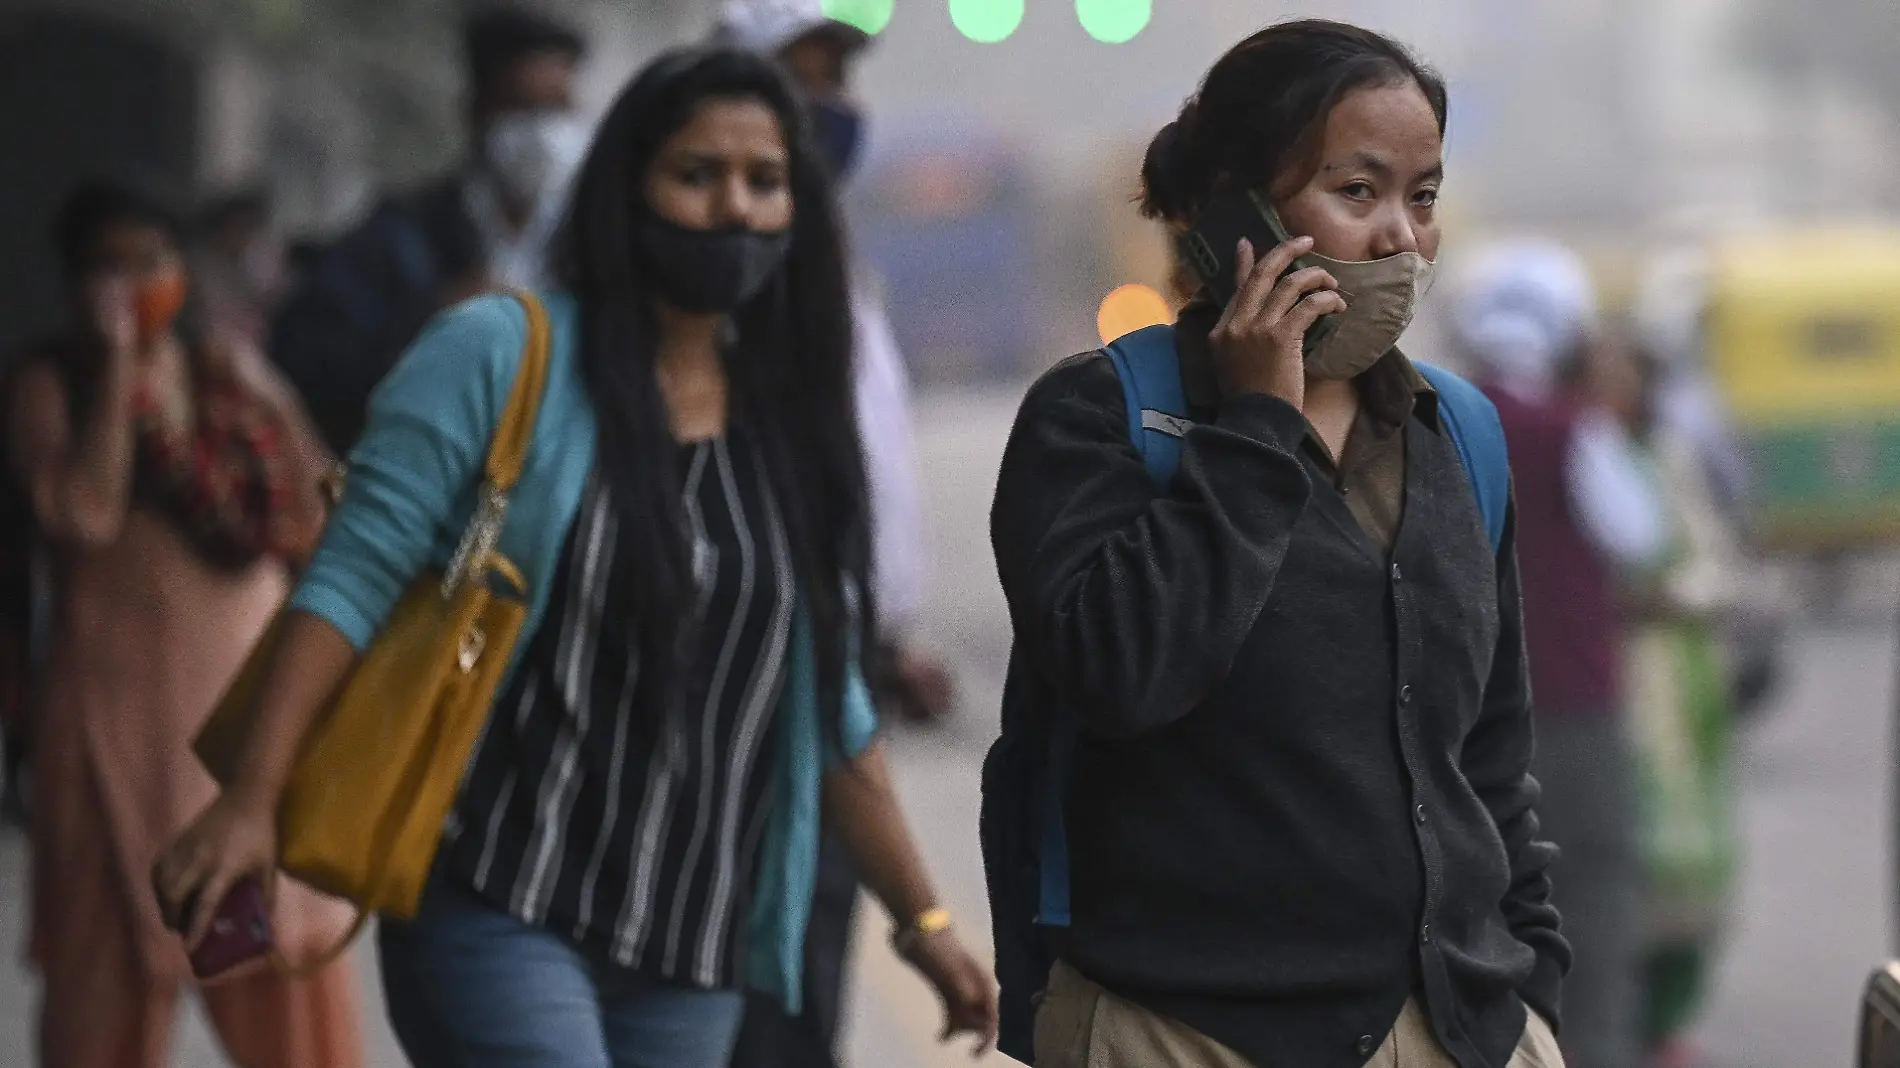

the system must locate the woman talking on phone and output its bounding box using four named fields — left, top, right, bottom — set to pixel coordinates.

left=154, top=48, right=994, bottom=1068
left=989, top=20, right=1569, bottom=1068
